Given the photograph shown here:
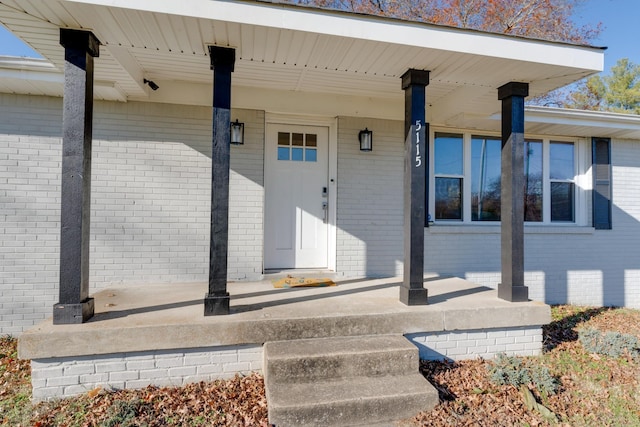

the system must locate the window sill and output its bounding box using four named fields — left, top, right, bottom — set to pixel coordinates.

left=426, top=224, right=595, bottom=235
